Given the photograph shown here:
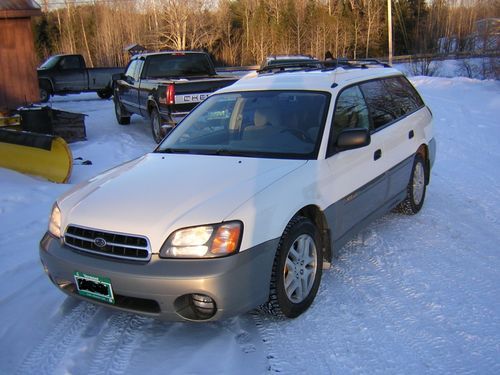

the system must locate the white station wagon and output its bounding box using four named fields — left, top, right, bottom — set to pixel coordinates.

left=40, top=60, right=435, bottom=321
